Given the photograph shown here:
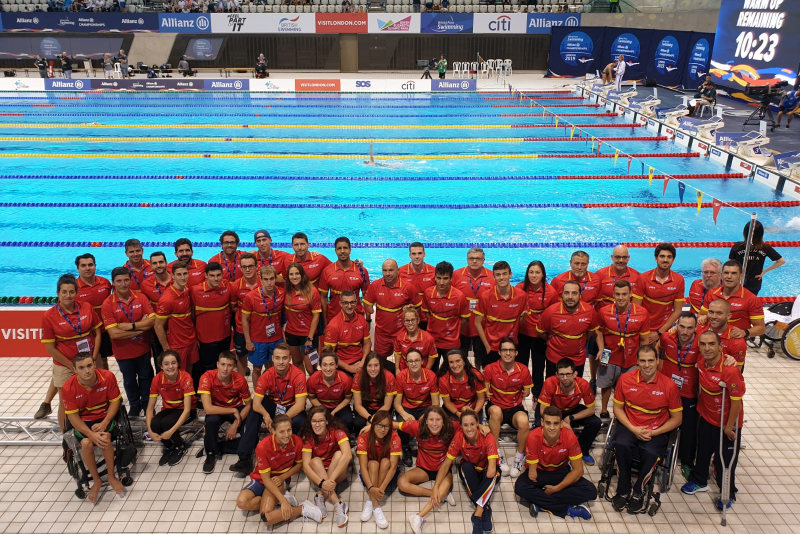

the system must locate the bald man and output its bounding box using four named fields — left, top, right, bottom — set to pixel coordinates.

left=363, top=259, right=422, bottom=374
left=698, top=299, right=748, bottom=371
